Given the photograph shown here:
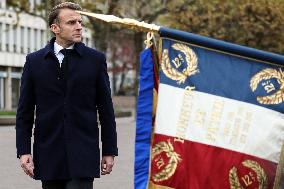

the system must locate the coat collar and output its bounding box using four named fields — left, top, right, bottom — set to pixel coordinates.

left=43, top=37, right=84, bottom=58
